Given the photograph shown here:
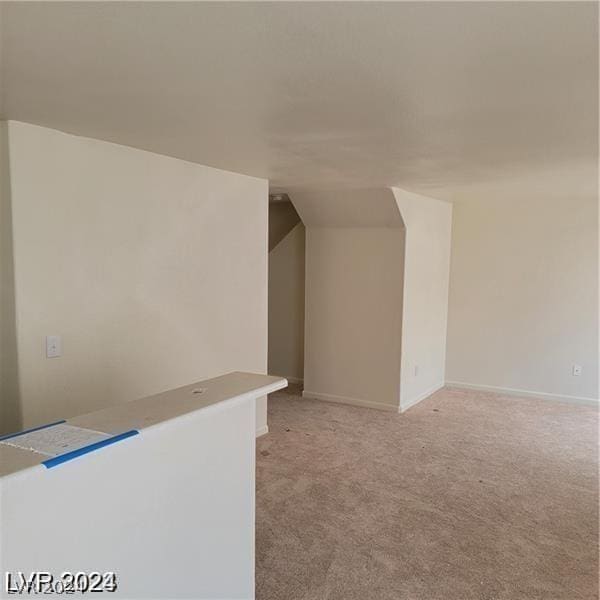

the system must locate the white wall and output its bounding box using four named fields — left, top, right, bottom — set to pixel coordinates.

left=1, top=390, right=259, bottom=599
left=393, top=189, right=453, bottom=411
left=303, top=227, right=404, bottom=409
left=268, top=223, right=305, bottom=382
left=293, top=189, right=405, bottom=410
left=2, top=121, right=269, bottom=434
left=446, top=189, right=599, bottom=402
left=293, top=187, right=452, bottom=412
left=0, top=122, right=21, bottom=433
